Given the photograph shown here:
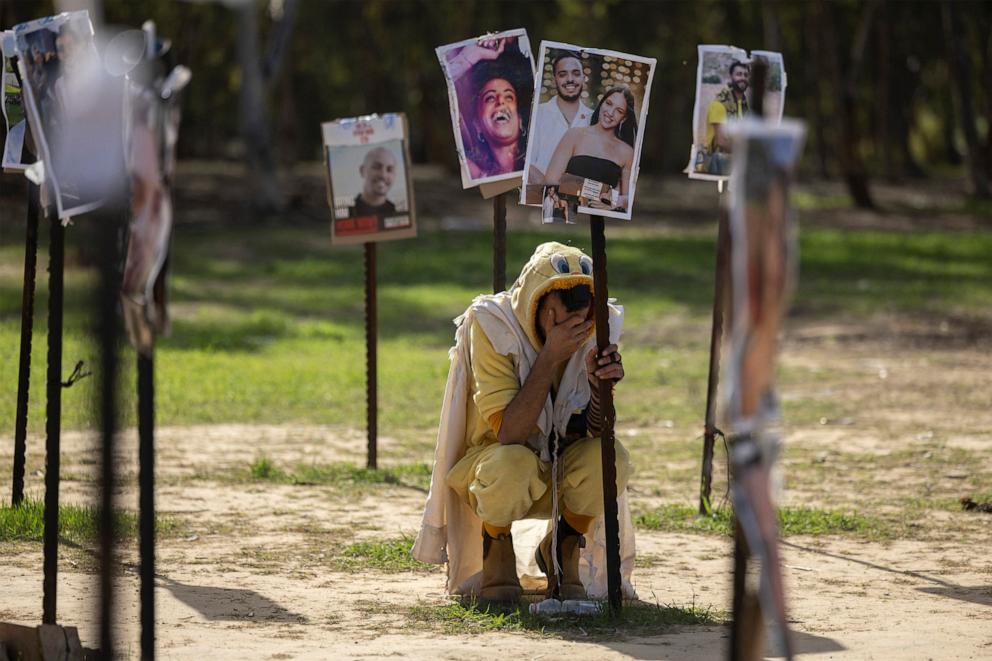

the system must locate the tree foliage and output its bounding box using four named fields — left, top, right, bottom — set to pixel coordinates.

left=6, top=0, right=992, bottom=199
